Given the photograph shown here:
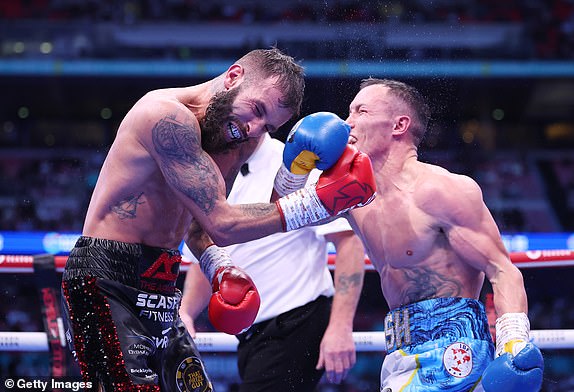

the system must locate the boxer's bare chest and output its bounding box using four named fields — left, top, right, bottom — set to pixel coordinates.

left=353, top=185, right=440, bottom=270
